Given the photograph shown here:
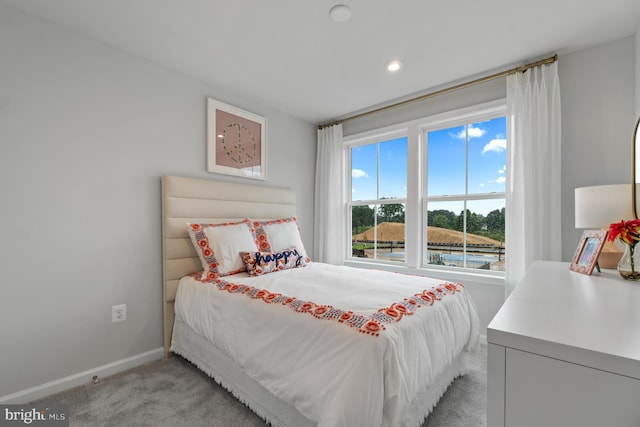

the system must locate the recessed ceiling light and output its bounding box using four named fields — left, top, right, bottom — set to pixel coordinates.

left=329, top=5, right=352, bottom=22
left=385, top=59, right=403, bottom=72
